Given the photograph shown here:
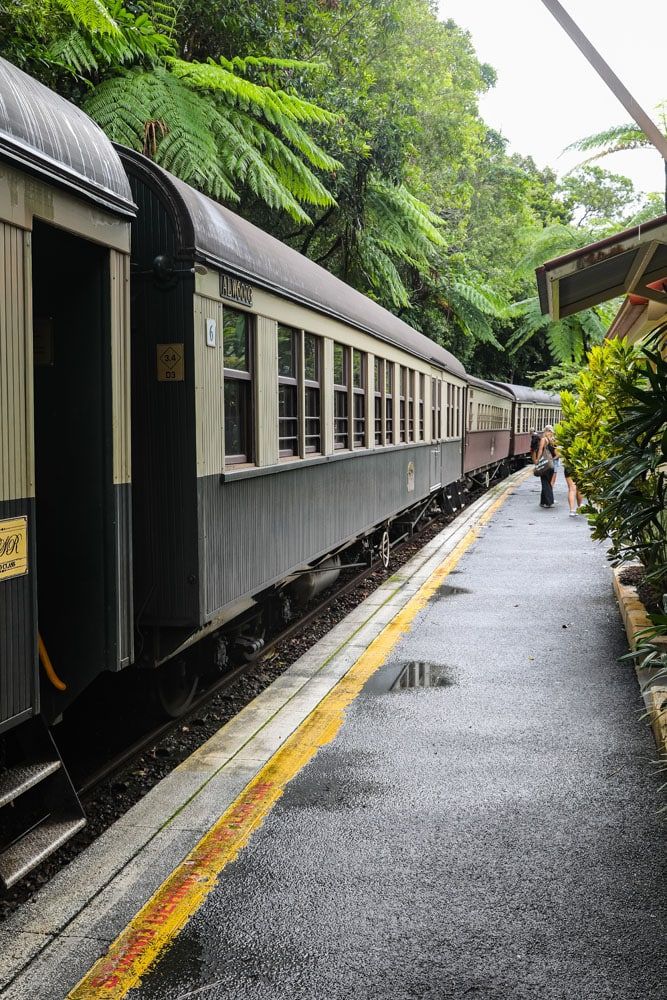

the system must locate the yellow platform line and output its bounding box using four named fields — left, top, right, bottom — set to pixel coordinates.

left=68, top=477, right=521, bottom=999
